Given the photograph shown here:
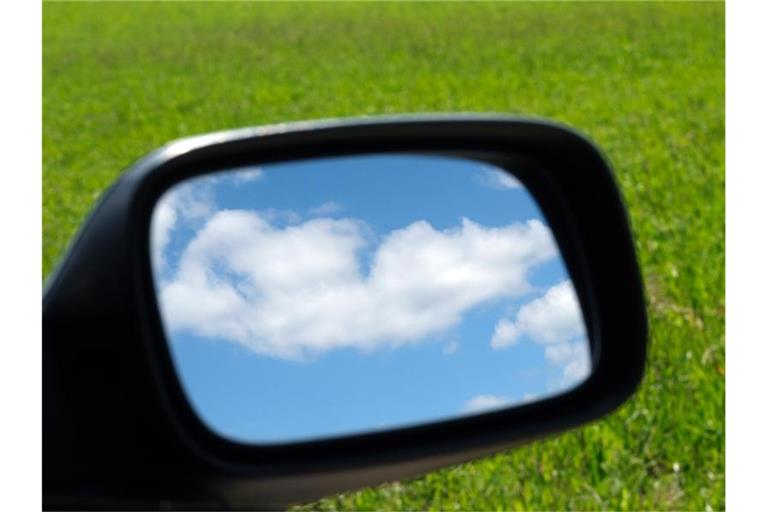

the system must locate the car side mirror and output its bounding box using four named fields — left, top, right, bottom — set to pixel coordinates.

left=43, top=115, right=647, bottom=510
